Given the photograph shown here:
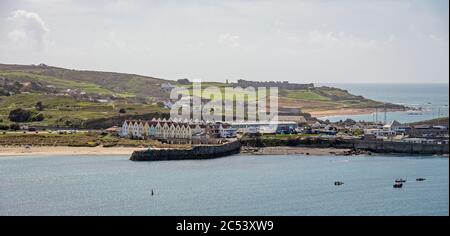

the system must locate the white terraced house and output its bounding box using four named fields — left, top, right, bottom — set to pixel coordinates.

left=120, top=121, right=129, bottom=137
left=119, top=119, right=212, bottom=140
left=119, top=118, right=235, bottom=144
